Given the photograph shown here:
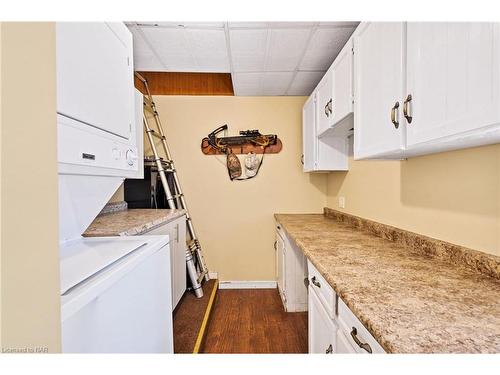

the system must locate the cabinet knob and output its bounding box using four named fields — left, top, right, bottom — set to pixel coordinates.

left=390, top=101, right=400, bottom=129
left=326, top=344, right=333, bottom=354
left=324, top=102, right=330, bottom=118
left=350, top=327, right=372, bottom=353
left=311, top=276, right=321, bottom=288
left=403, top=94, right=413, bottom=124
left=327, top=99, right=333, bottom=115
